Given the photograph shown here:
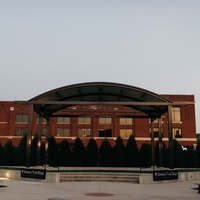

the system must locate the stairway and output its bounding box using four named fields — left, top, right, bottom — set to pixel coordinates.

left=60, top=172, right=139, bottom=183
